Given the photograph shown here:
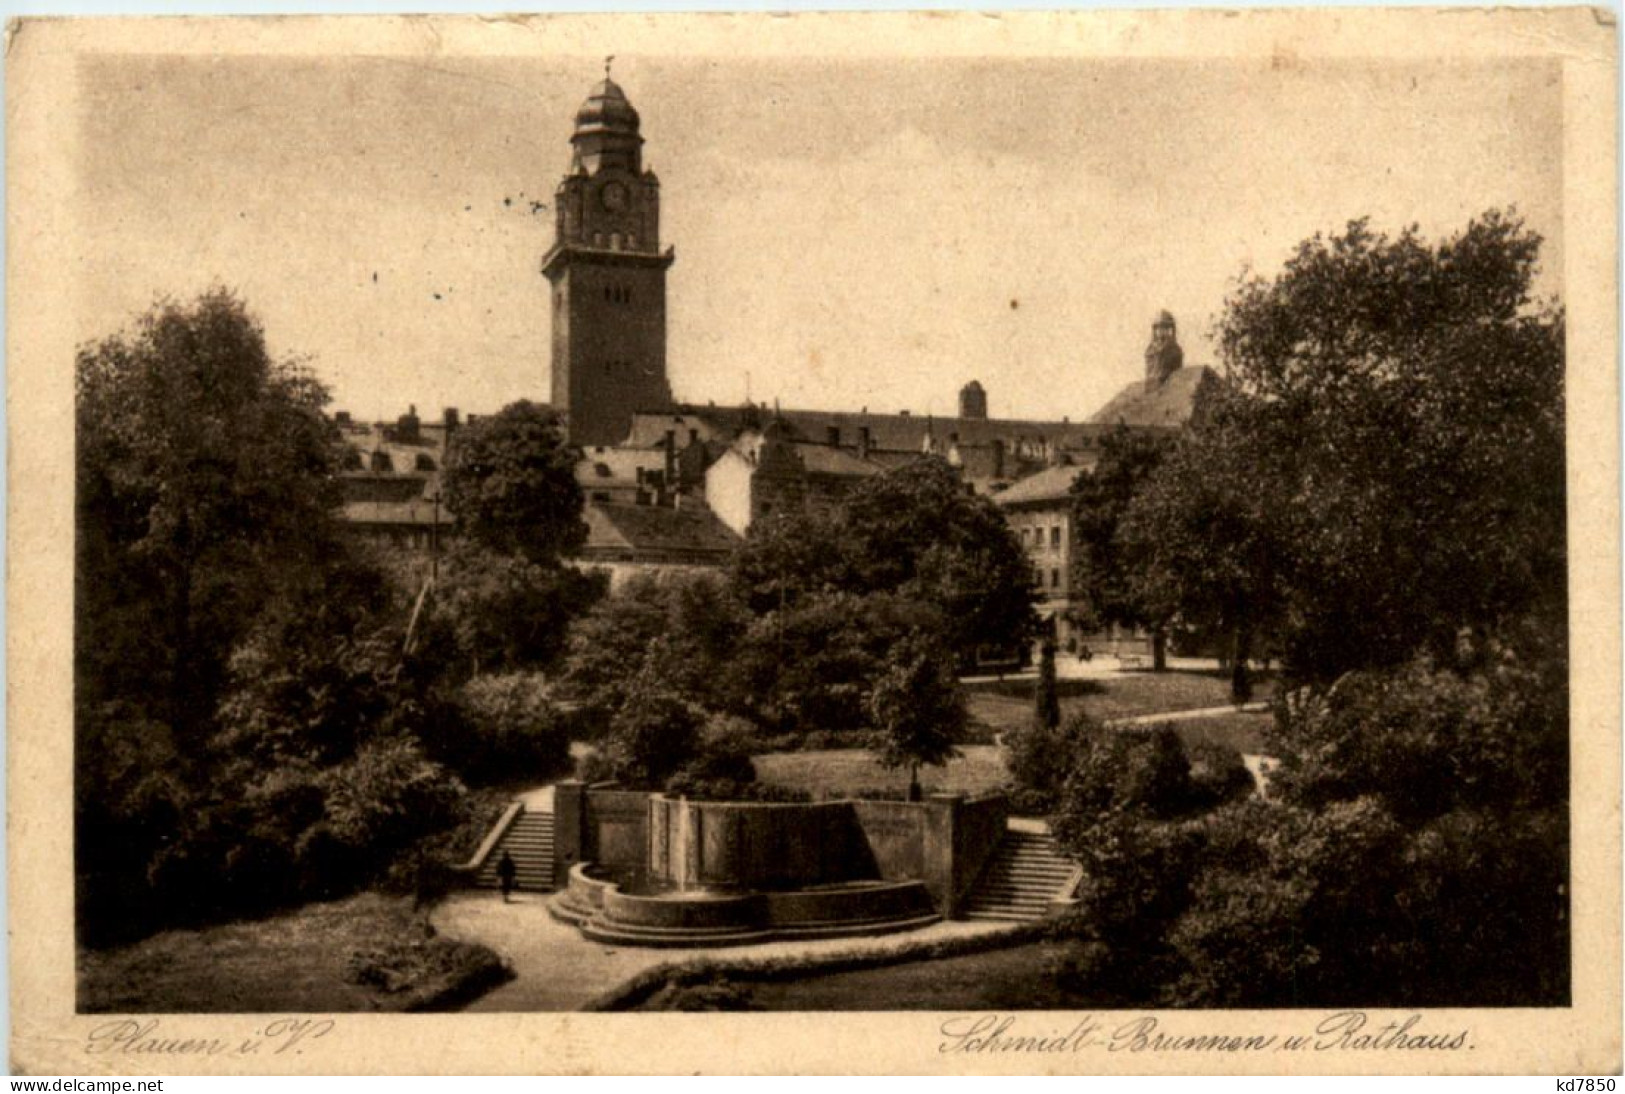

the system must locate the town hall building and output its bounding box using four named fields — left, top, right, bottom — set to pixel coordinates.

left=337, top=73, right=1217, bottom=612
